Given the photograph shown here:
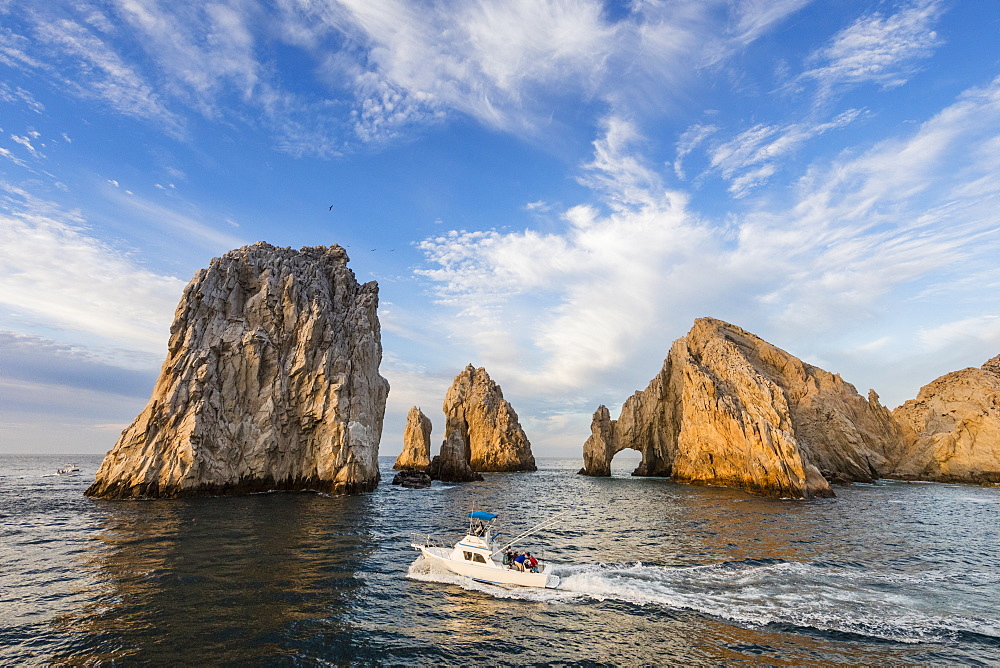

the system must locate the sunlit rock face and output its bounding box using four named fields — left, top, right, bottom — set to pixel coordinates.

left=428, top=365, right=535, bottom=482
left=394, top=406, right=432, bottom=471
left=444, top=365, right=536, bottom=472
left=581, top=318, right=906, bottom=499
left=86, top=242, right=389, bottom=498
left=891, top=355, right=1000, bottom=483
